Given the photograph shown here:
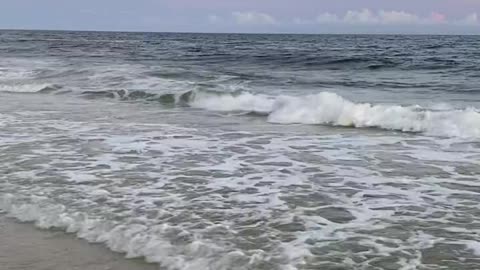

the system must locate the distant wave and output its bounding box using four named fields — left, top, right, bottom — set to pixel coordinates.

left=0, top=83, right=62, bottom=93
left=70, top=89, right=480, bottom=138
left=79, top=89, right=194, bottom=105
